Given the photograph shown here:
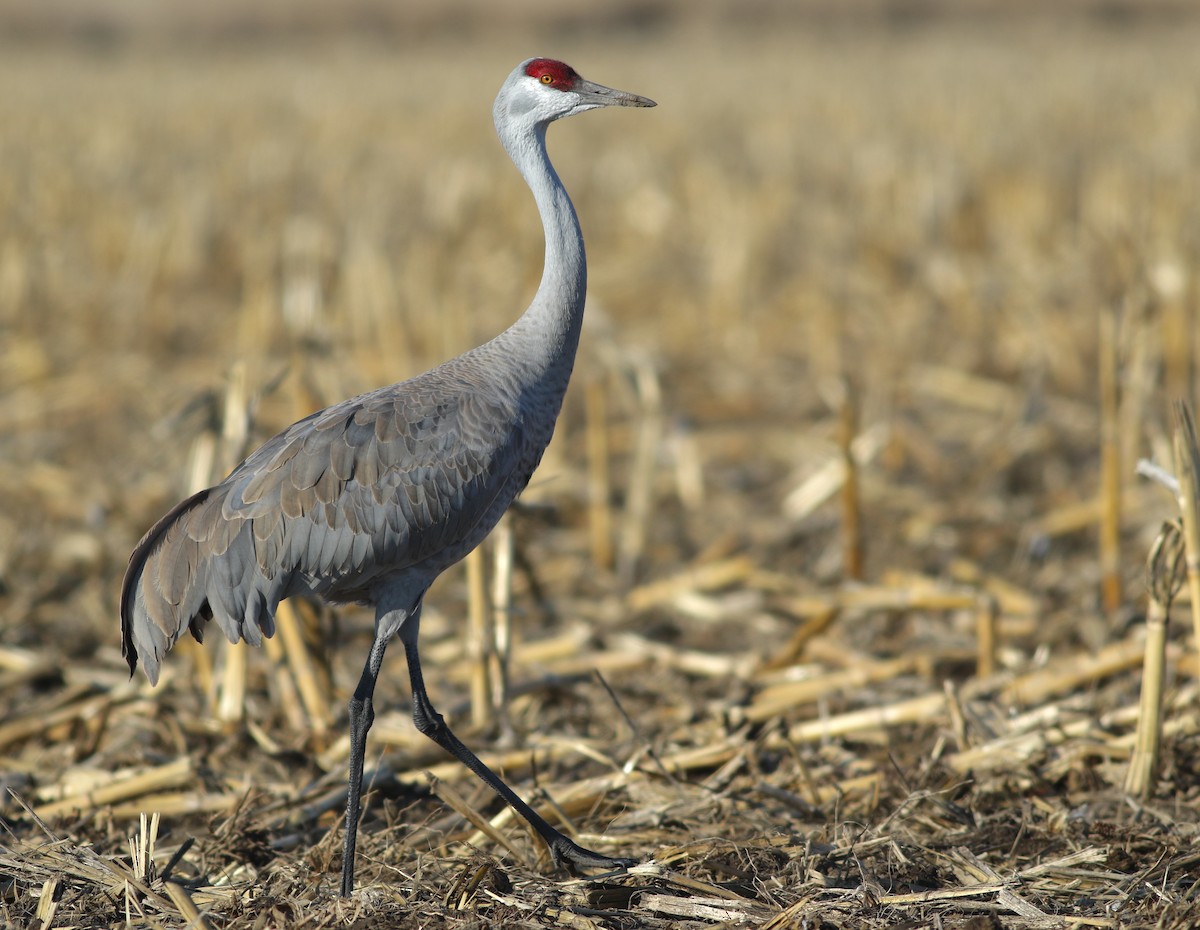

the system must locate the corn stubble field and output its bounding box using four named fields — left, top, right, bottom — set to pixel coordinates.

left=4, top=8, right=1200, bottom=929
